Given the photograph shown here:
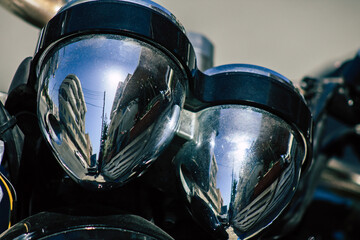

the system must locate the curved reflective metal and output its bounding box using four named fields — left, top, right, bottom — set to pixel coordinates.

left=31, top=229, right=160, bottom=239
left=0, top=226, right=157, bottom=240
left=4, top=227, right=161, bottom=239
left=174, top=105, right=307, bottom=239
left=37, top=34, right=187, bottom=189
left=0, top=212, right=174, bottom=240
